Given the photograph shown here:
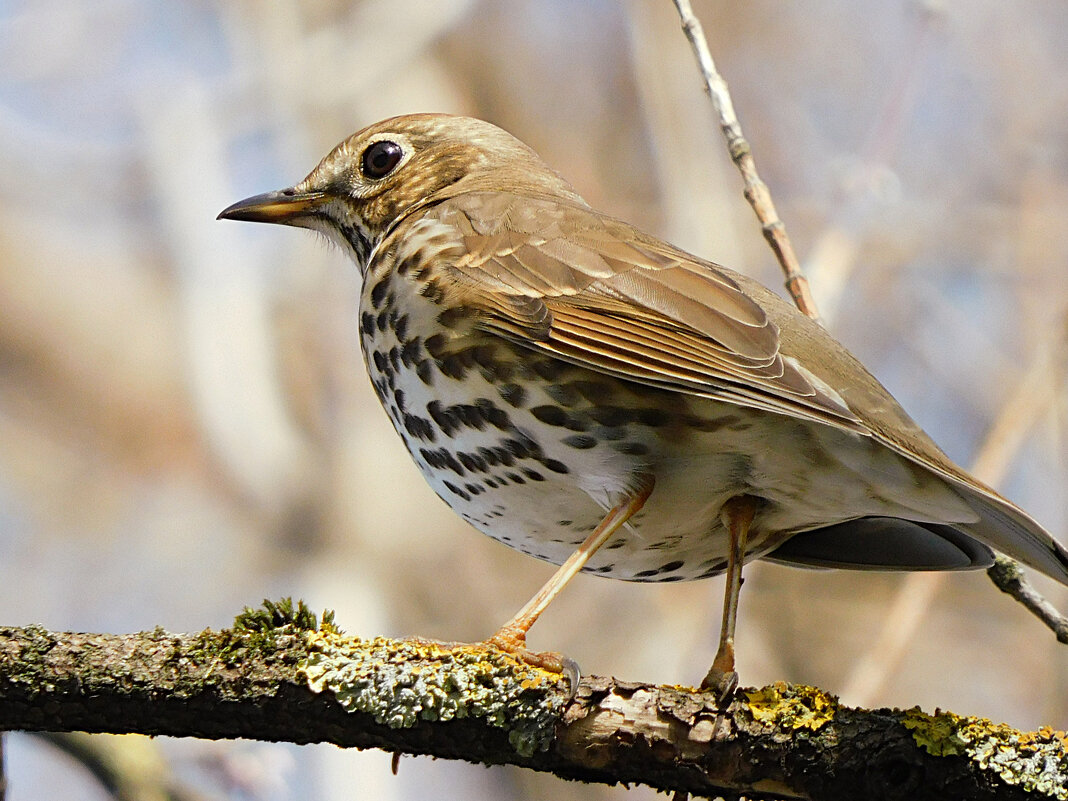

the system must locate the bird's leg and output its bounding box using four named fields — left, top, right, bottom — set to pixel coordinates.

left=701, top=495, right=758, bottom=701
left=484, top=476, right=655, bottom=674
